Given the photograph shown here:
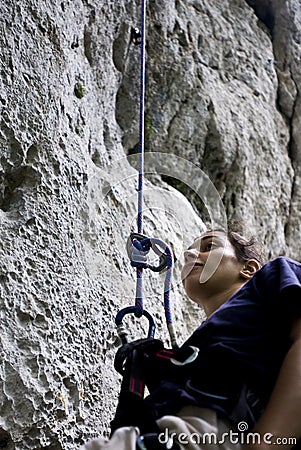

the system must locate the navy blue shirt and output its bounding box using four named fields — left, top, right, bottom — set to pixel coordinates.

left=144, top=257, right=301, bottom=424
